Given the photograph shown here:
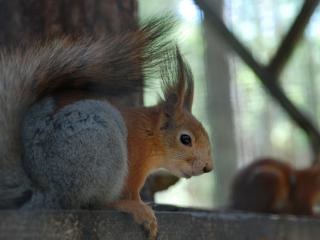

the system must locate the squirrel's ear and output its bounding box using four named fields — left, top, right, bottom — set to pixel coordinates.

left=160, top=47, right=194, bottom=117
left=176, top=48, right=194, bottom=112
left=163, top=93, right=180, bottom=117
